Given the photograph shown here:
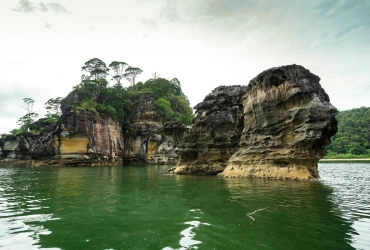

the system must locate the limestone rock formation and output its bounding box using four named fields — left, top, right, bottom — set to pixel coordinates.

left=171, top=65, right=338, bottom=180
left=171, top=85, right=248, bottom=174
left=123, top=95, right=178, bottom=164
left=0, top=134, right=36, bottom=161
left=25, top=92, right=179, bottom=166
left=29, top=91, right=124, bottom=166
